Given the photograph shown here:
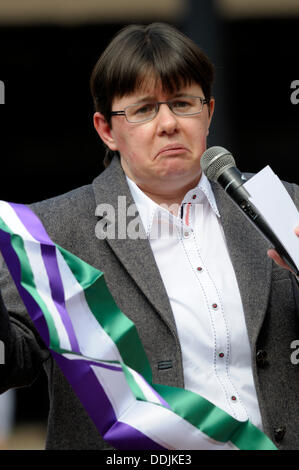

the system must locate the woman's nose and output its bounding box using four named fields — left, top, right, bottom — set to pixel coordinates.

left=156, top=103, right=179, bottom=134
